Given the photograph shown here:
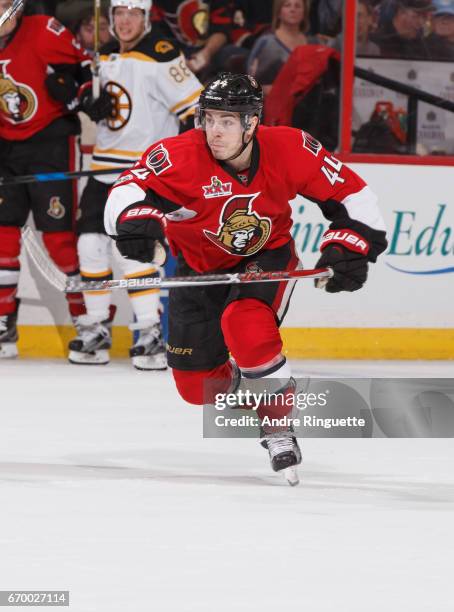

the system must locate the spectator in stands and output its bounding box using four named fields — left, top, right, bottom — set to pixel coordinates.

left=212, top=0, right=274, bottom=74
left=356, top=0, right=380, bottom=55
left=373, top=0, right=435, bottom=59
left=426, top=0, right=454, bottom=59
left=309, top=0, right=342, bottom=37
left=247, top=0, right=322, bottom=92
left=151, top=1, right=231, bottom=78
left=72, top=7, right=113, bottom=54
left=230, top=0, right=273, bottom=49
left=330, top=0, right=379, bottom=54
